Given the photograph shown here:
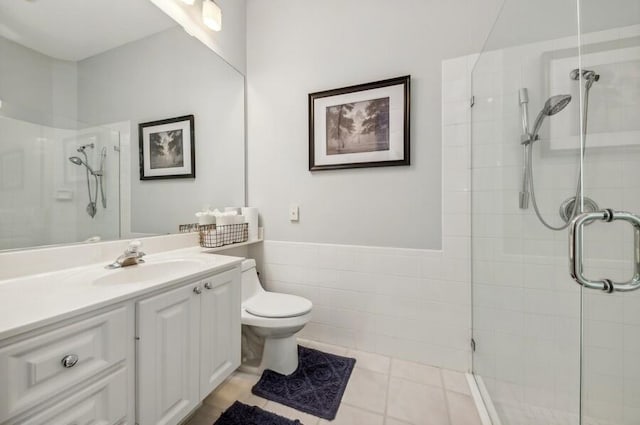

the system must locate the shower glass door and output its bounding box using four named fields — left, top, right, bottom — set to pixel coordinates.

left=578, top=1, right=640, bottom=424
left=471, top=1, right=640, bottom=424
left=470, top=0, right=583, bottom=424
